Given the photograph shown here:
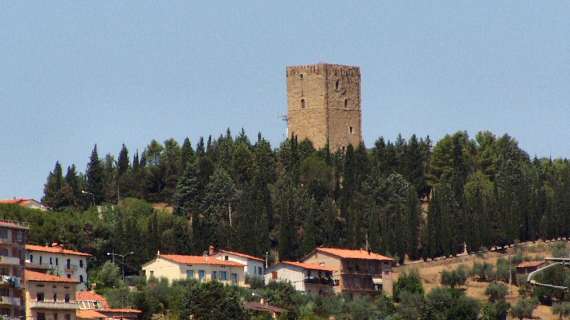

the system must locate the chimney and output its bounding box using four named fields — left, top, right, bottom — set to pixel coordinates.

left=208, top=245, right=216, bottom=256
